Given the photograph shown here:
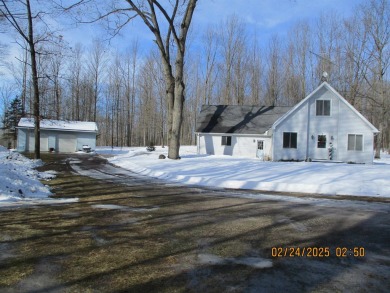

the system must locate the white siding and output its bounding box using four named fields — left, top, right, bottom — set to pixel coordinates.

left=307, top=87, right=339, bottom=161
left=273, top=101, right=309, bottom=161
left=273, top=84, right=376, bottom=164
left=336, top=101, right=376, bottom=164
left=198, top=134, right=272, bottom=159
left=76, top=132, right=97, bottom=151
